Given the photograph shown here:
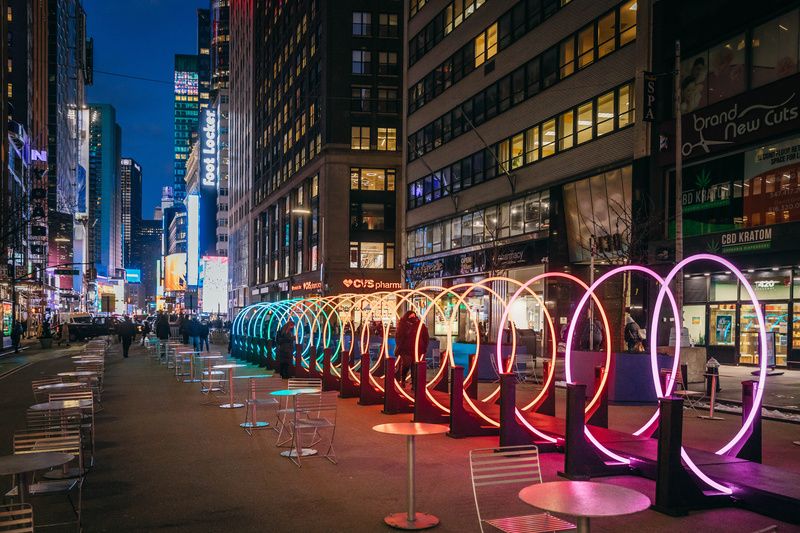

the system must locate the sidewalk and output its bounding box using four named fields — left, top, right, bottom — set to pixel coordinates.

left=1, top=342, right=798, bottom=532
